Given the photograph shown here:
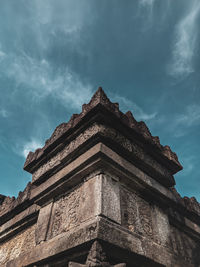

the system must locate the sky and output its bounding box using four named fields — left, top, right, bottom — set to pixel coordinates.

left=0, top=0, right=199, bottom=201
